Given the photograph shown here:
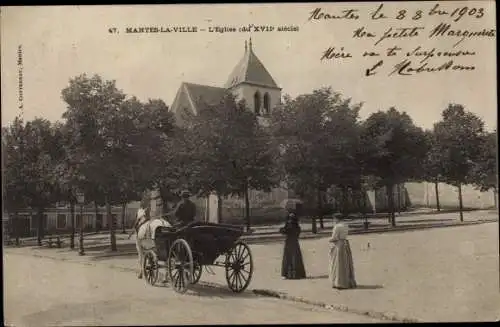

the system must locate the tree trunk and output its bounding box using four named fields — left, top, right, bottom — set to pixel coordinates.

left=121, top=202, right=127, bottom=234
left=161, top=196, right=169, bottom=217
left=396, top=184, right=401, bottom=214
left=70, top=202, right=75, bottom=249
left=386, top=184, right=396, bottom=227
left=94, top=202, right=99, bottom=233
left=159, top=186, right=172, bottom=218
left=317, top=187, right=324, bottom=229
left=361, top=190, right=369, bottom=230
left=356, top=190, right=363, bottom=215
left=244, top=183, right=250, bottom=232
left=341, top=185, right=349, bottom=218
left=458, top=183, right=464, bottom=222
left=106, top=197, right=117, bottom=251
left=493, top=187, right=498, bottom=210
left=308, top=187, right=317, bottom=234
left=14, top=211, right=20, bottom=246
left=434, top=180, right=441, bottom=212
left=36, top=207, right=44, bottom=246
left=217, top=194, right=223, bottom=223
